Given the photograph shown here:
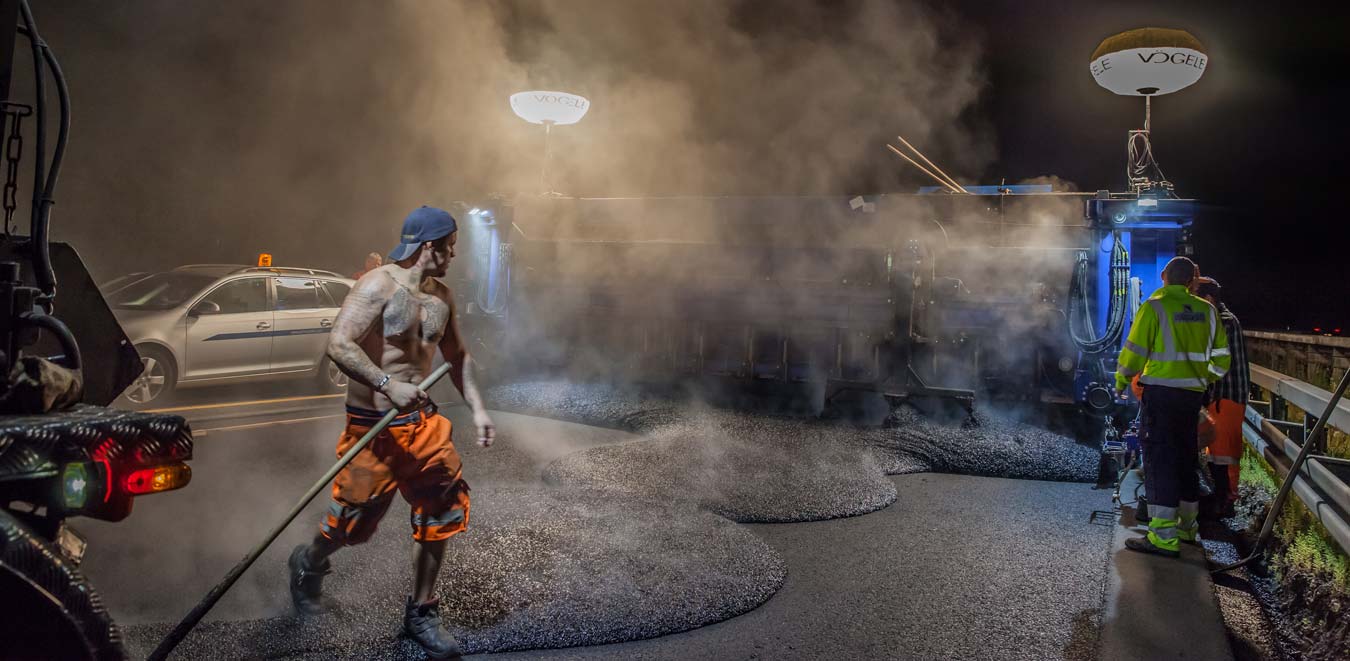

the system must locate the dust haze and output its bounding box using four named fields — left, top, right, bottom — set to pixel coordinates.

left=33, top=0, right=1107, bottom=634
left=25, top=0, right=993, bottom=283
